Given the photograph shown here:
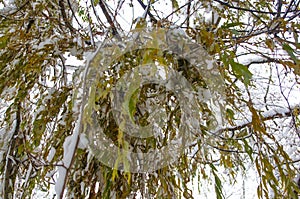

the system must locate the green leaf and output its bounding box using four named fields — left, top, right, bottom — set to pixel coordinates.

left=215, top=174, right=223, bottom=199
left=210, top=163, right=224, bottom=199
left=230, top=61, right=253, bottom=86
left=230, top=29, right=241, bottom=35
left=222, top=22, right=244, bottom=29
left=226, top=108, right=235, bottom=119
left=128, top=88, right=140, bottom=122
left=243, top=139, right=253, bottom=161
left=0, top=35, right=8, bottom=49
left=283, top=43, right=299, bottom=64
left=171, top=0, right=179, bottom=8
